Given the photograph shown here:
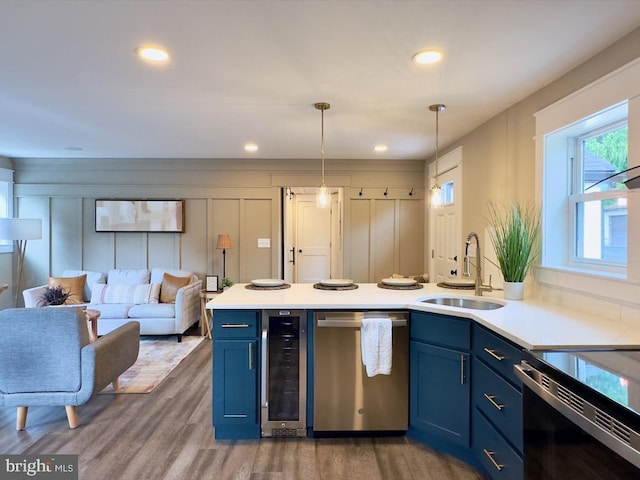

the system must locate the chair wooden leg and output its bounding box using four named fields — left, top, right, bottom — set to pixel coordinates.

left=112, top=377, right=120, bottom=391
left=65, top=406, right=79, bottom=429
left=16, top=406, right=28, bottom=431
